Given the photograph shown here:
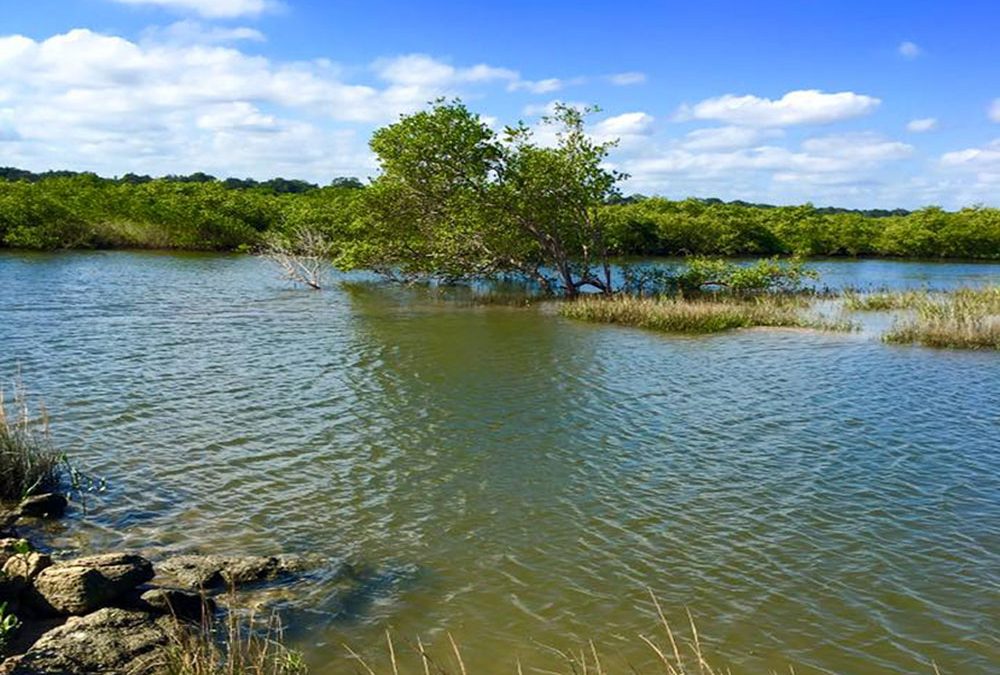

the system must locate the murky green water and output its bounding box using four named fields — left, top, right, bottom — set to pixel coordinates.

left=1, top=252, right=998, bottom=674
